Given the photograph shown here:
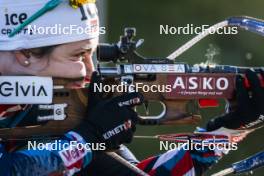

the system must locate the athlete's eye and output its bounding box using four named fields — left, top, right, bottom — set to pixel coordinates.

left=72, top=48, right=93, bottom=58
left=84, top=49, right=93, bottom=55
